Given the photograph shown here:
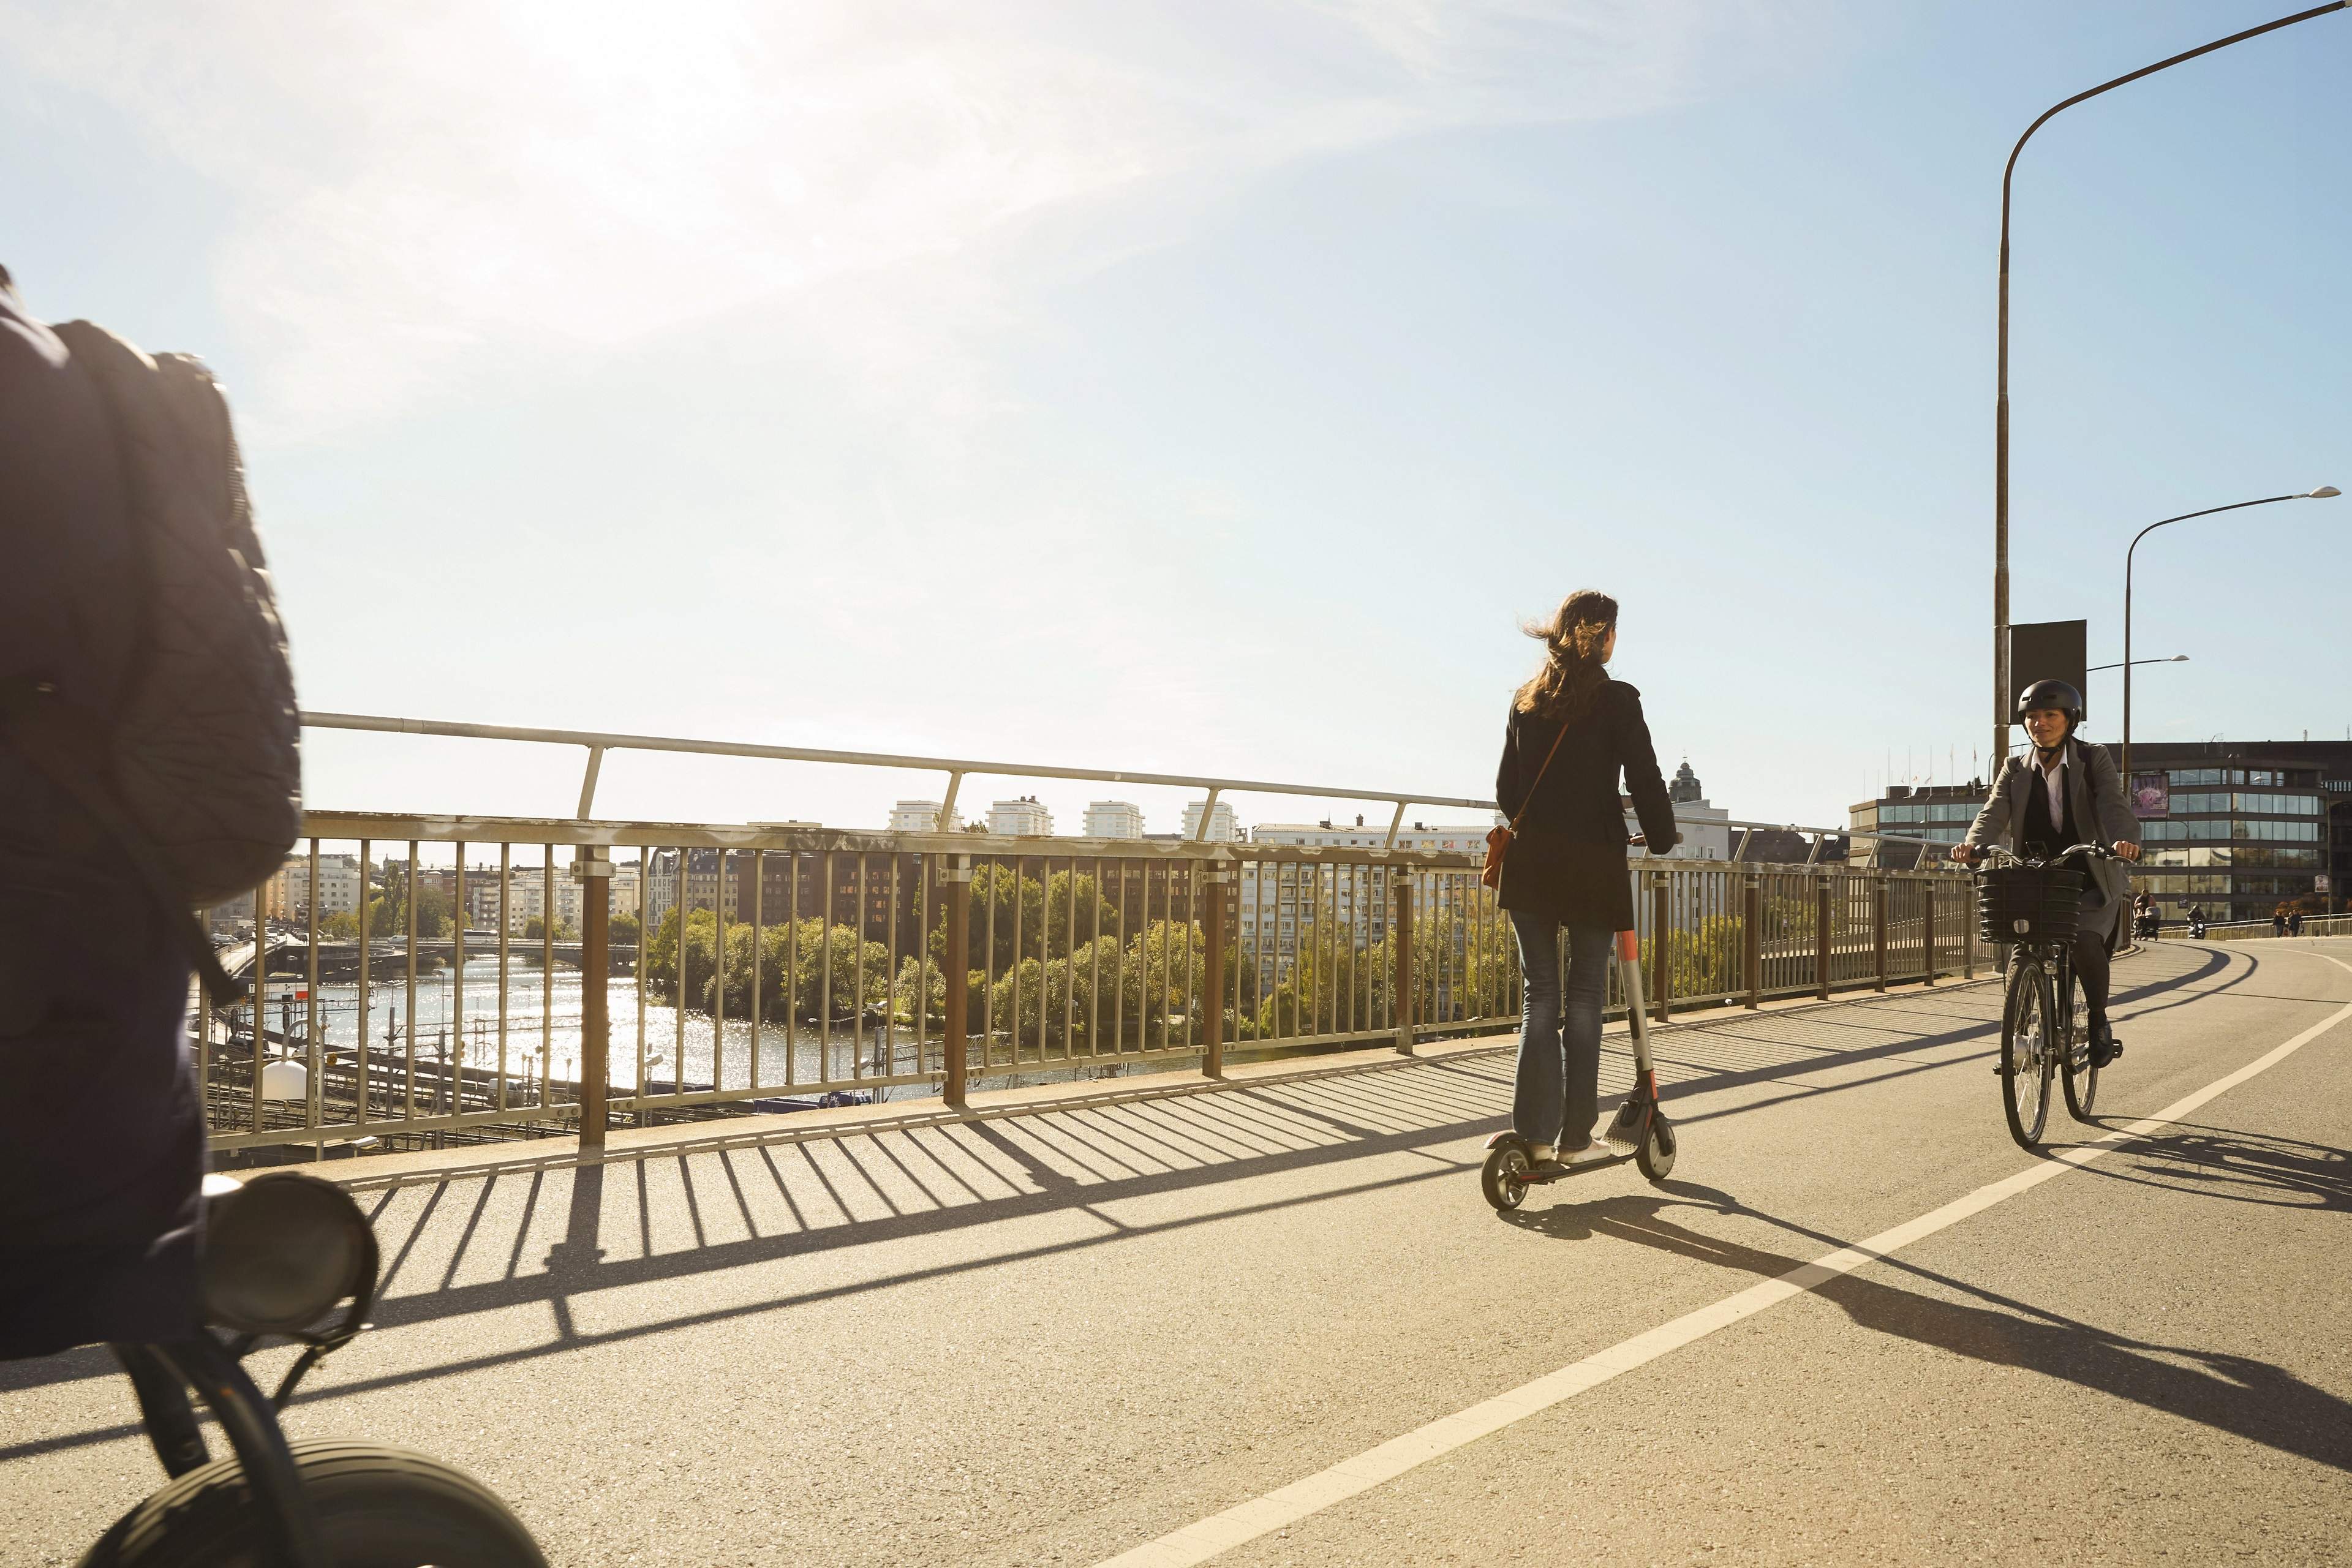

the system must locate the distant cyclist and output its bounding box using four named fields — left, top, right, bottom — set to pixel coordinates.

left=1953, top=680, right=2142, bottom=1066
